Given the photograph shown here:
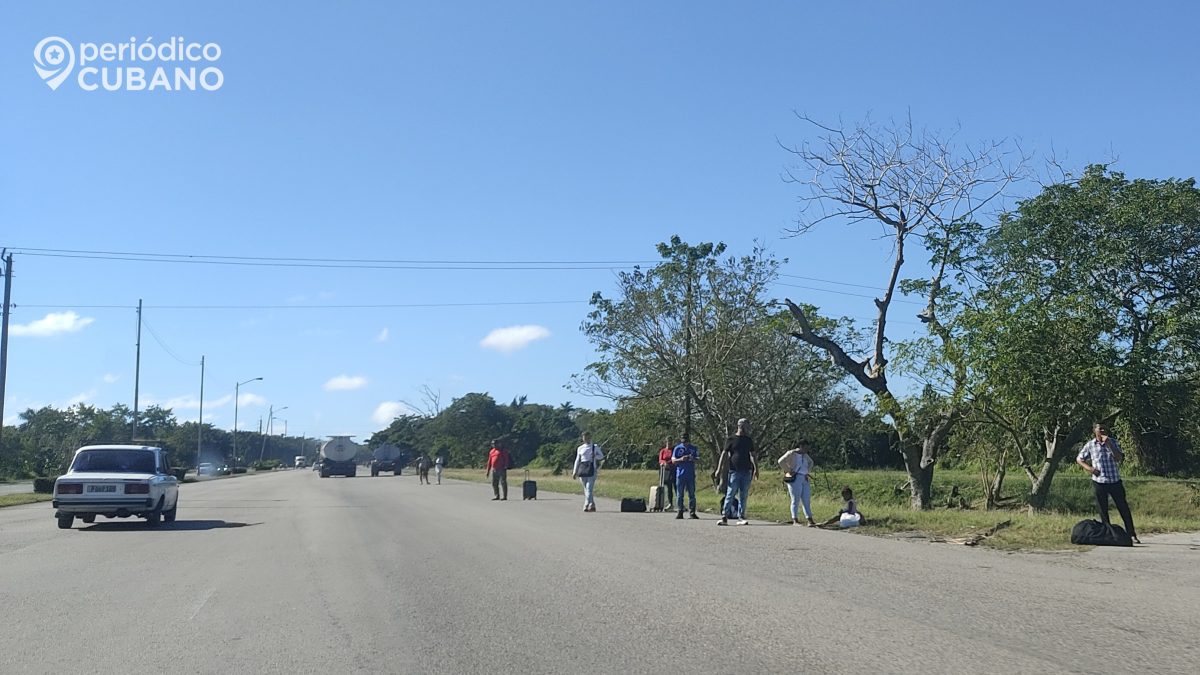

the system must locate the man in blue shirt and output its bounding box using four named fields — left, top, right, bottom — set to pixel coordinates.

left=672, top=433, right=700, bottom=520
